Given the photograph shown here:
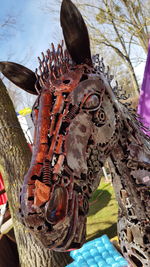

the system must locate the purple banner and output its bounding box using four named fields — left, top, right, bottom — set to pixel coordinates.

left=138, top=40, right=150, bottom=135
